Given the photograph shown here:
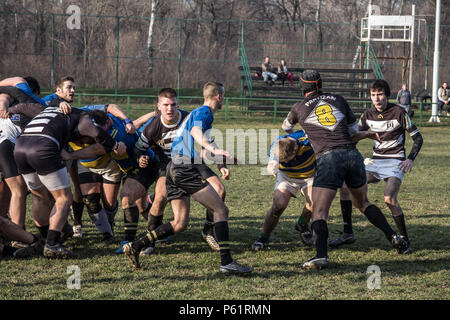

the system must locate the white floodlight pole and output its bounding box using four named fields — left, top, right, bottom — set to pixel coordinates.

left=409, top=5, right=415, bottom=93
left=429, top=0, right=441, bottom=123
